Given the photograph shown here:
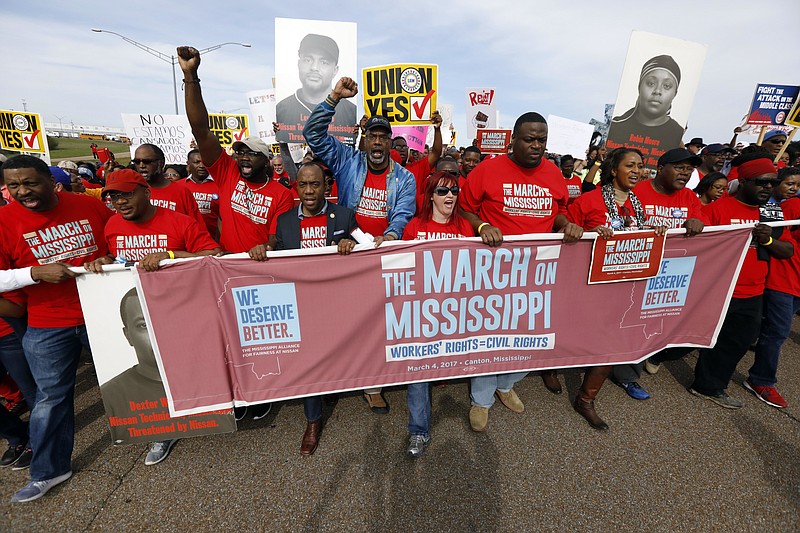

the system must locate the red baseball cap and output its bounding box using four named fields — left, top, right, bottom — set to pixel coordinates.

left=103, top=169, right=148, bottom=195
